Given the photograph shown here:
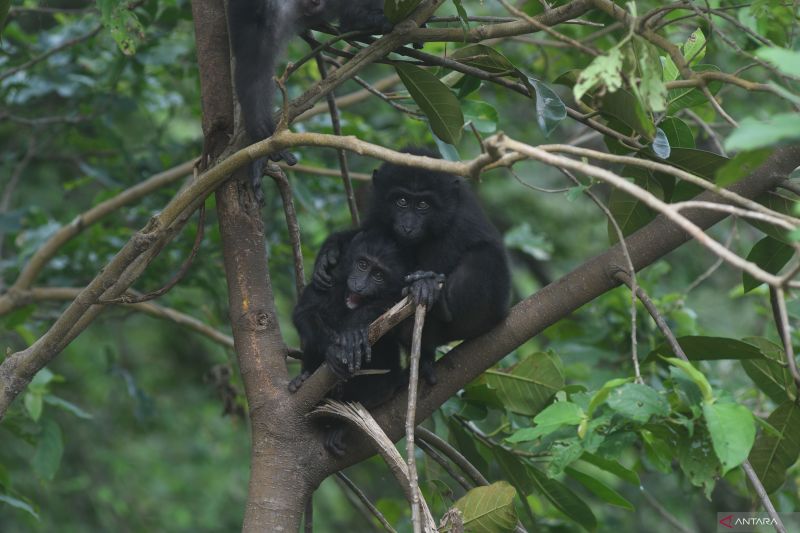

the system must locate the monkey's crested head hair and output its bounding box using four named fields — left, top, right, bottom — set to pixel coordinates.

left=369, top=148, right=462, bottom=243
